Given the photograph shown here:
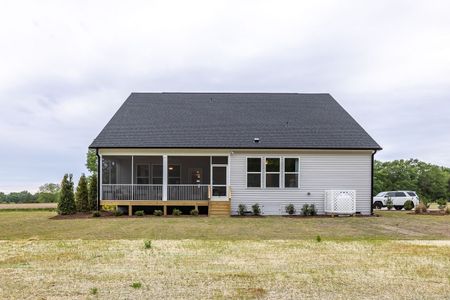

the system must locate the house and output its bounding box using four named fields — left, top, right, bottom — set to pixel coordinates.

left=89, top=93, right=381, bottom=216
